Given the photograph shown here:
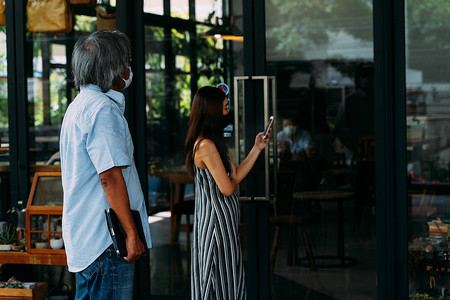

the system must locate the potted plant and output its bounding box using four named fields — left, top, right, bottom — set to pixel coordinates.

left=35, top=236, right=48, bottom=249
left=0, top=224, right=17, bottom=251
